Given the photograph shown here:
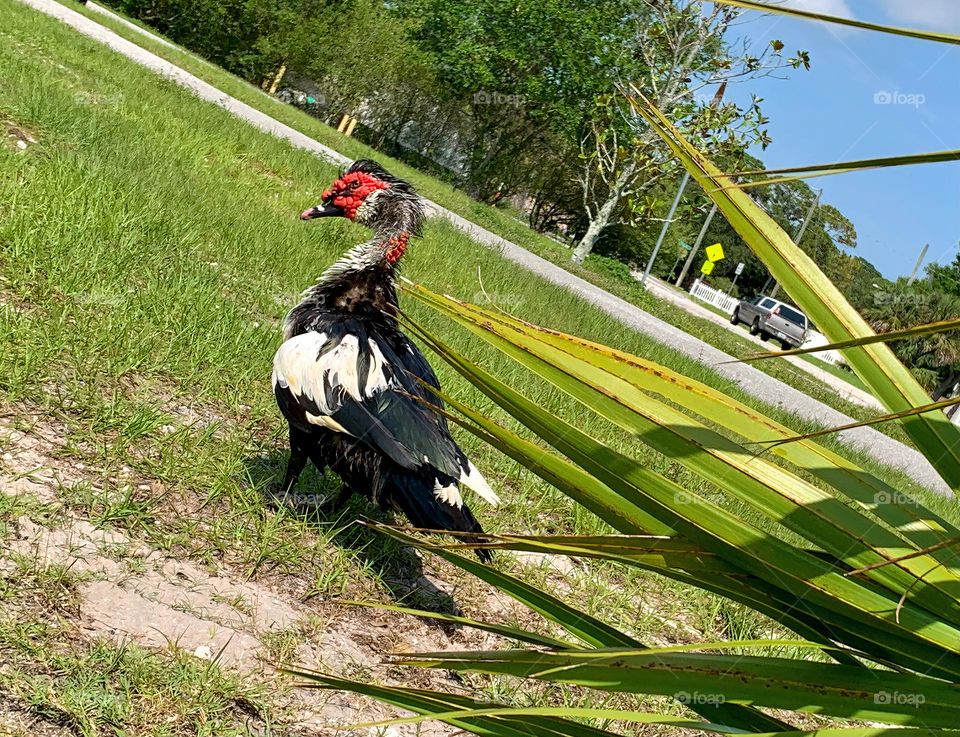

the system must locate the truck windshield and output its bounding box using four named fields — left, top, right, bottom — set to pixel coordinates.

left=778, top=305, right=806, bottom=327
